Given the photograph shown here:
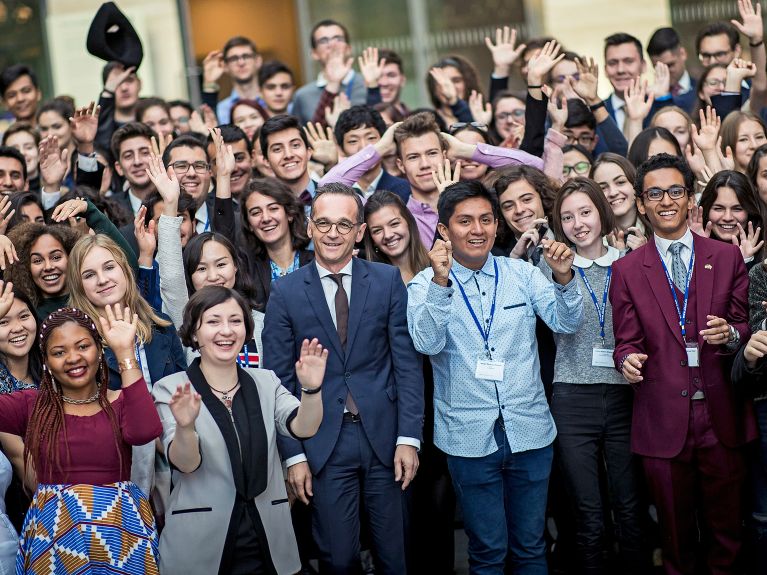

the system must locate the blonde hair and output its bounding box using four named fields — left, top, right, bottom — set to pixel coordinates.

left=66, top=234, right=170, bottom=343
